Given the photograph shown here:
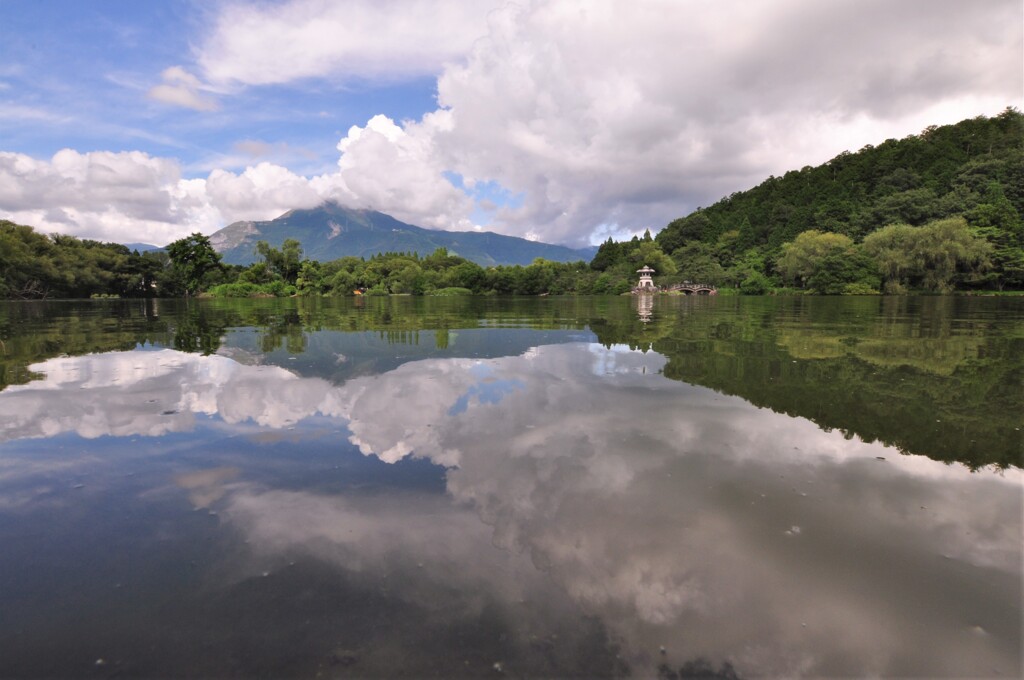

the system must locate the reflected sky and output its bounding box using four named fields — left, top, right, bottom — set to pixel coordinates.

left=0, top=330, right=1020, bottom=678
